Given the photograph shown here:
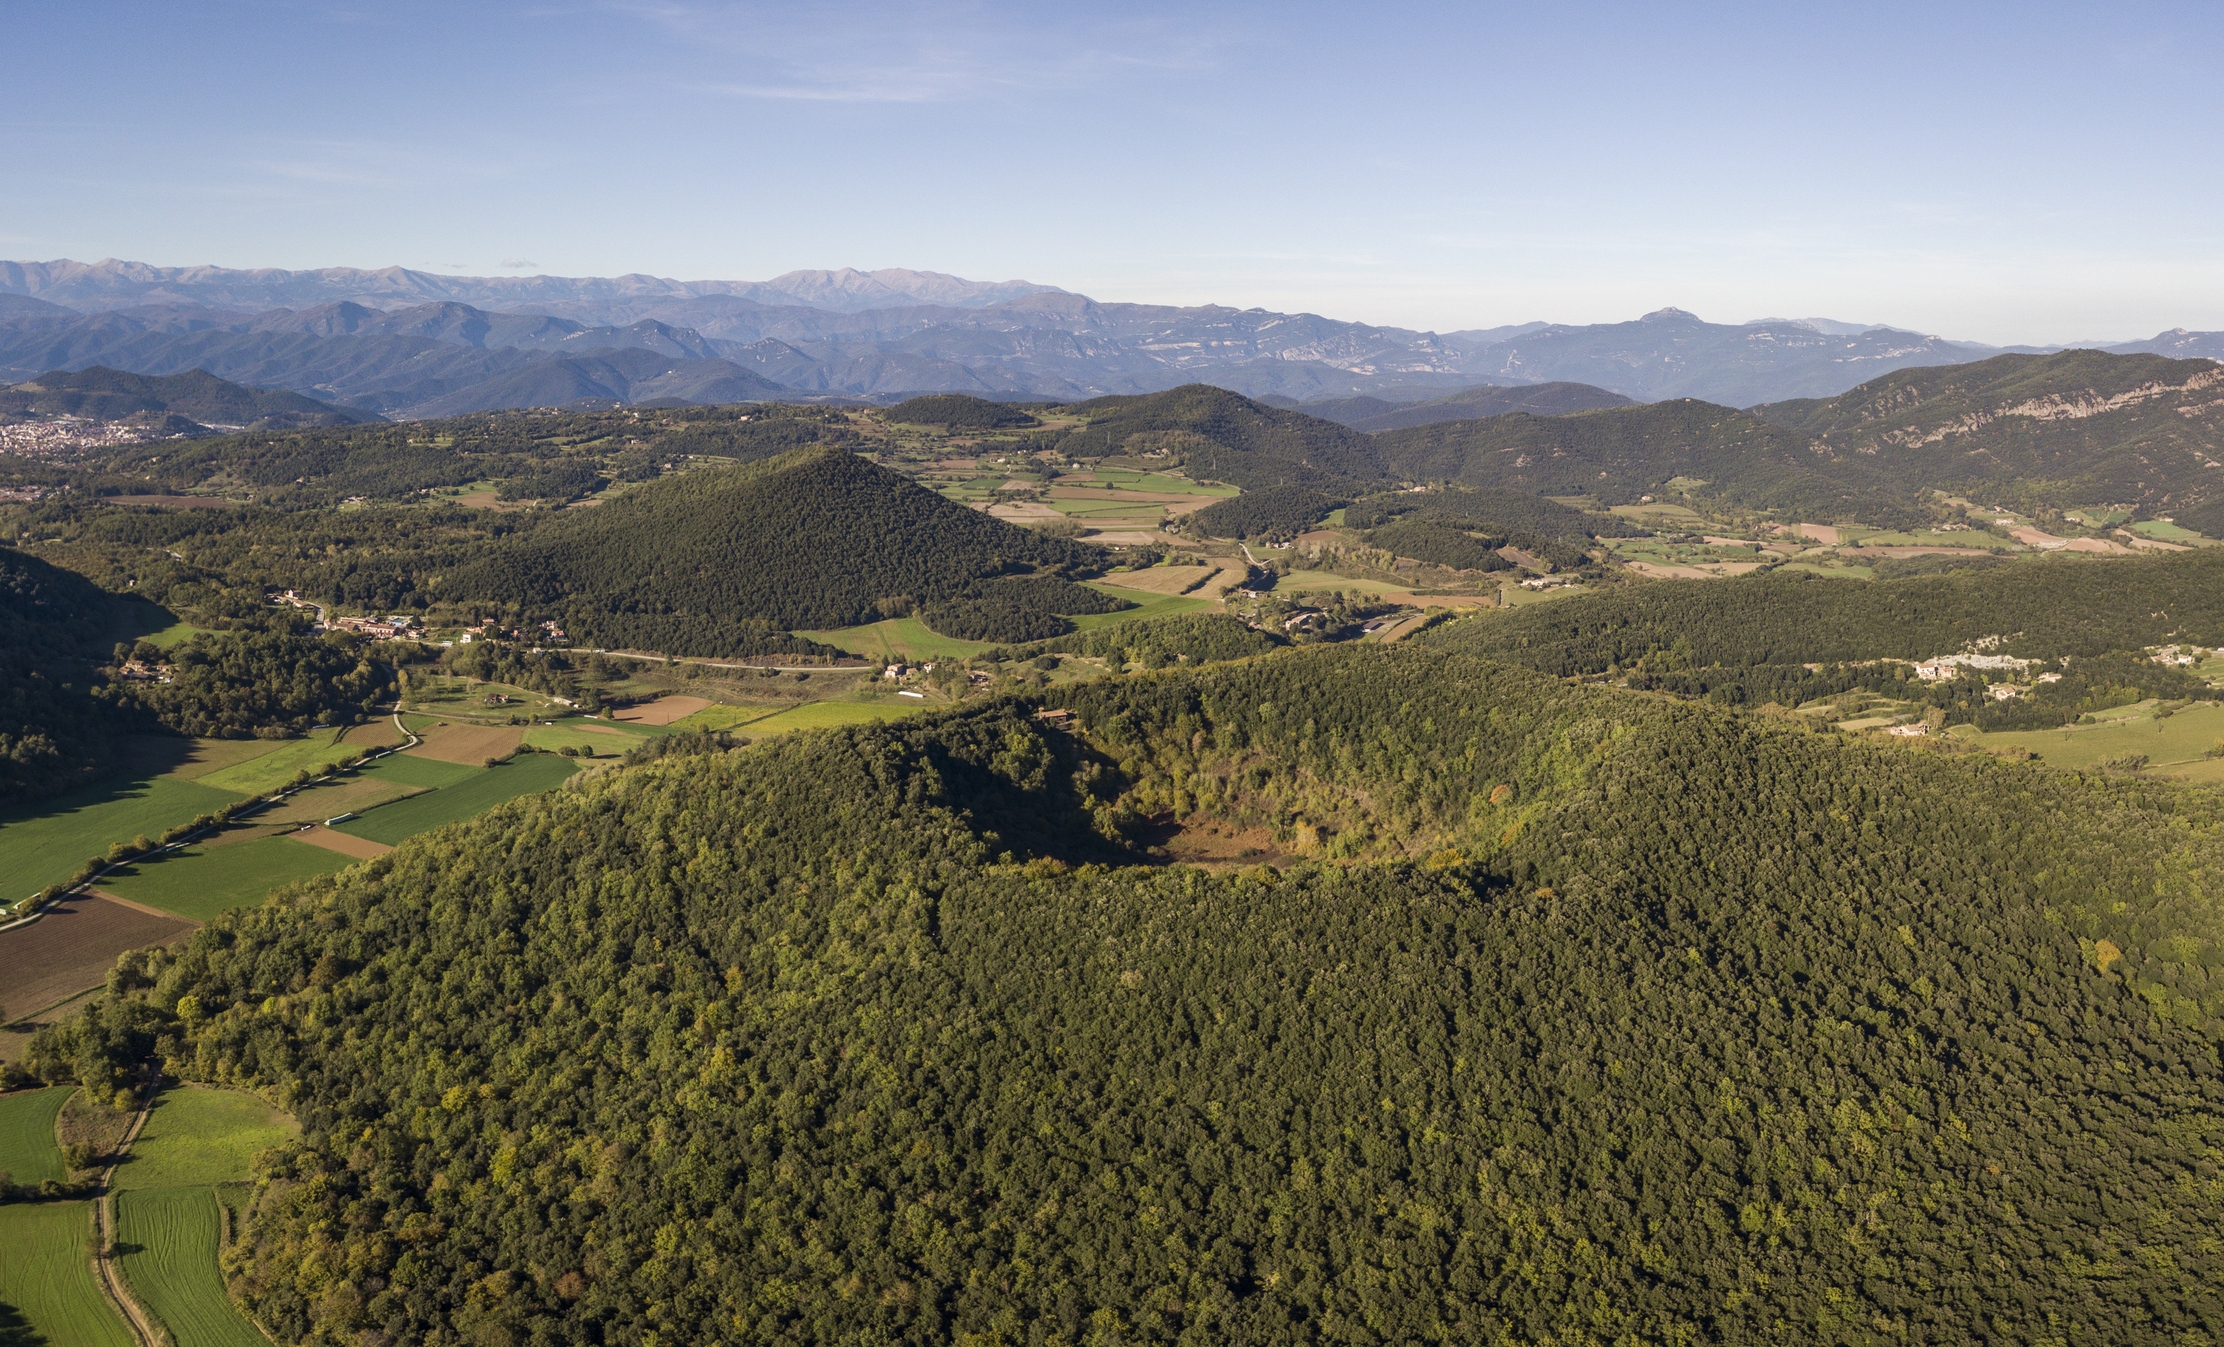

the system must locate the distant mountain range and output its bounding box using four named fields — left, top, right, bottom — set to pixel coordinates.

left=0, top=259, right=2217, bottom=417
